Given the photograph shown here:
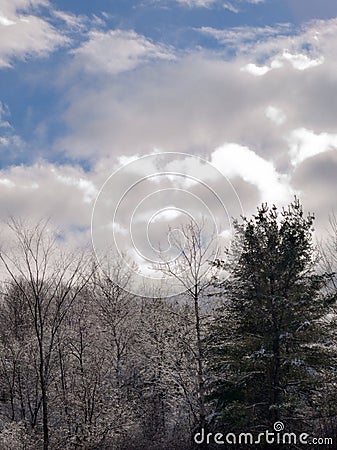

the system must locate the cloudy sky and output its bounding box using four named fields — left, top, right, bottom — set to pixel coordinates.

left=0, top=0, right=337, bottom=256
